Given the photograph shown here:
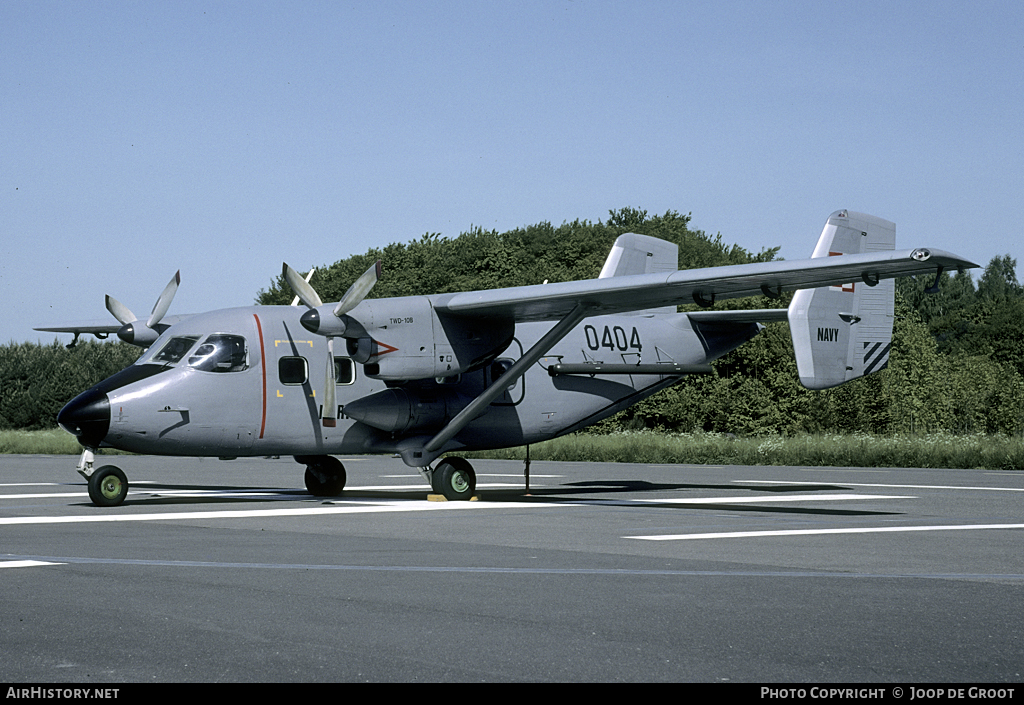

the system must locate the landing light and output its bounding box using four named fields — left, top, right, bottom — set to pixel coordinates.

left=911, top=248, right=932, bottom=261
